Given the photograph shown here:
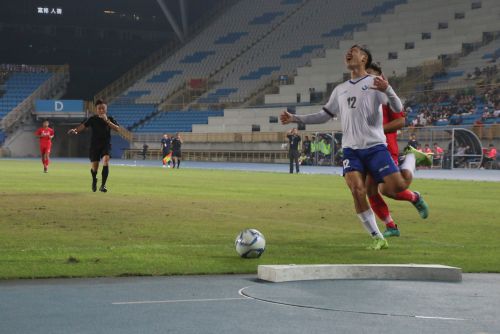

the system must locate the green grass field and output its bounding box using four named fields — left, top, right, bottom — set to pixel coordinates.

left=0, top=159, right=499, bottom=279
